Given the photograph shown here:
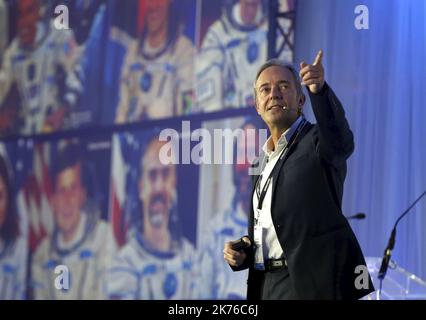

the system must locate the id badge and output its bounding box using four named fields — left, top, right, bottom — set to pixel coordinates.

left=253, top=223, right=265, bottom=271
